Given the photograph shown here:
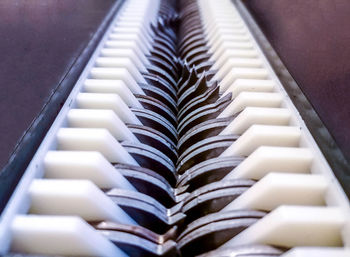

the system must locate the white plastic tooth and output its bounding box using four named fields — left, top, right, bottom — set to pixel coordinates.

left=213, top=58, right=263, bottom=81
left=104, top=40, right=149, bottom=64
left=66, top=109, right=139, bottom=143
left=281, top=247, right=350, bottom=257
left=76, top=93, right=142, bottom=125
left=94, top=57, right=146, bottom=83
left=220, top=107, right=291, bottom=135
left=210, top=41, right=255, bottom=61
left=44, top=151, right=135, bottom=190
left=113, top=26, right=153, bottom=43
left=56, top=128, right=138, bottom=165
left=99, top=48, right=147, bottom=72
left=11, top=215, right=127, bottom=257
left=221, top=206, right=346, bottom=248
left=212, top=55, right=262, bottom=79
left=222, top=79, right=276, bottom=98
left=108, top=32, right=150, bottom=55
left=207, top=29, right=249, bottom=48
left=224, top=146, right=313, bottom=180
left=90, top=67, right=144, bottom=95
left=109, top=33, right=152, bottom=51
left=204, top=22, right=245, bottom=36
left=209, top=40, right=254, bottom=54
left=218, top=92, right=283, bottom=118
left=205, top=21, right=245, bottom=35
left=113, top=20, right=153, bottom=38
left=83, top=79, right=143, bottom=109
left=205, top=22, right=247, bottom=35
left=28, top=179, right=136, bottom=225
left=224, top=172, right=328, bottom=212
left=219, top=67, right=269, bottom=92
left=113, top=20, right=154, bottom=38
left=220, top=125, right=301, bottom=157
left=209, top=34, right=251, bottom=51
